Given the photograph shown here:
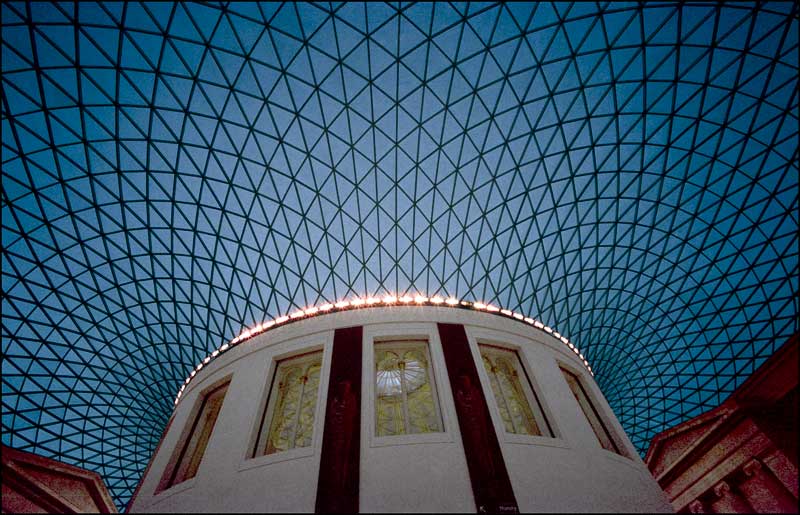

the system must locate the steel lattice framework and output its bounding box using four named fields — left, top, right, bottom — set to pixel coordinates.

left=2, top=1, right=798, bottom=510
